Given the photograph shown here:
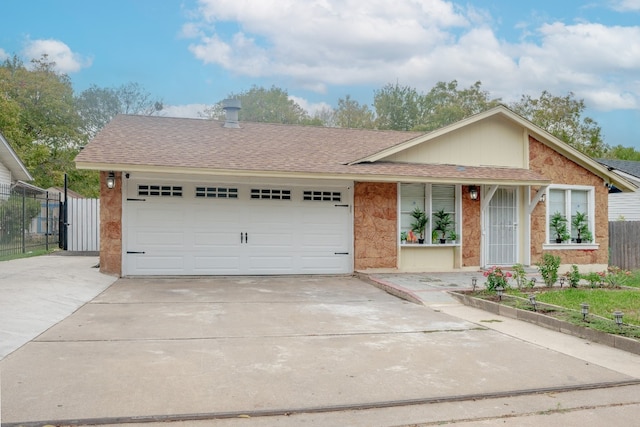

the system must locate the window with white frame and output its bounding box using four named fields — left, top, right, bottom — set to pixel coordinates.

left=547, top=186, right=594, bottom=244
left=400, top=183, right=457, bottom=243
